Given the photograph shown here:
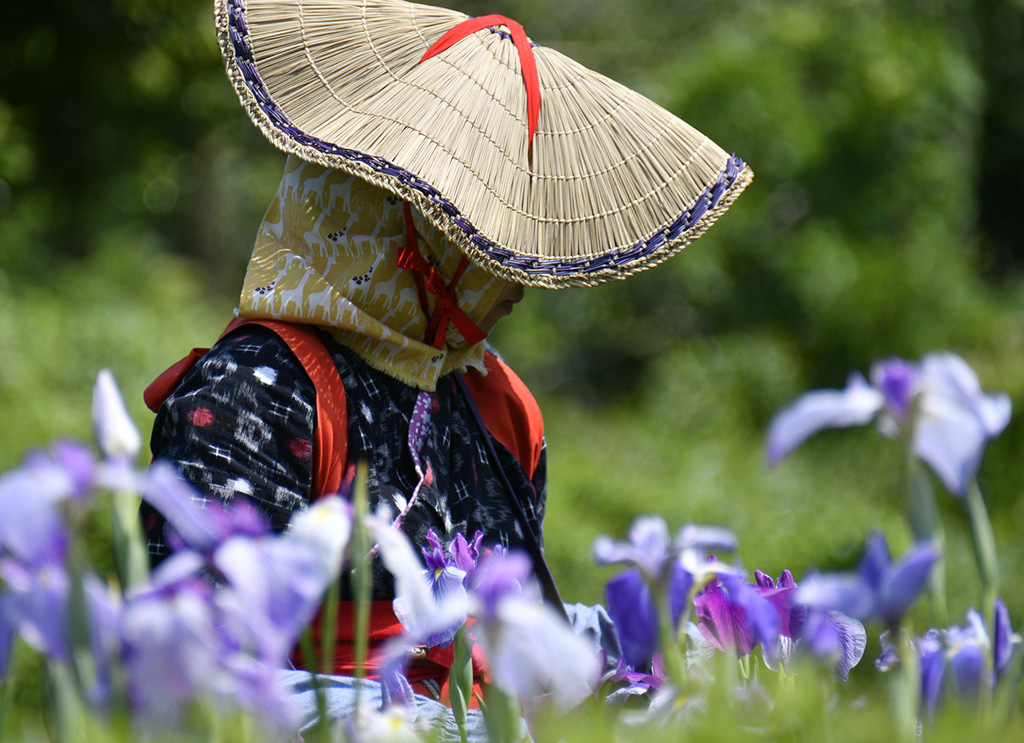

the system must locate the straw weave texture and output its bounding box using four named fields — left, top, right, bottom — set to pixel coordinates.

left=217, top=0, right=753, bottom=287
